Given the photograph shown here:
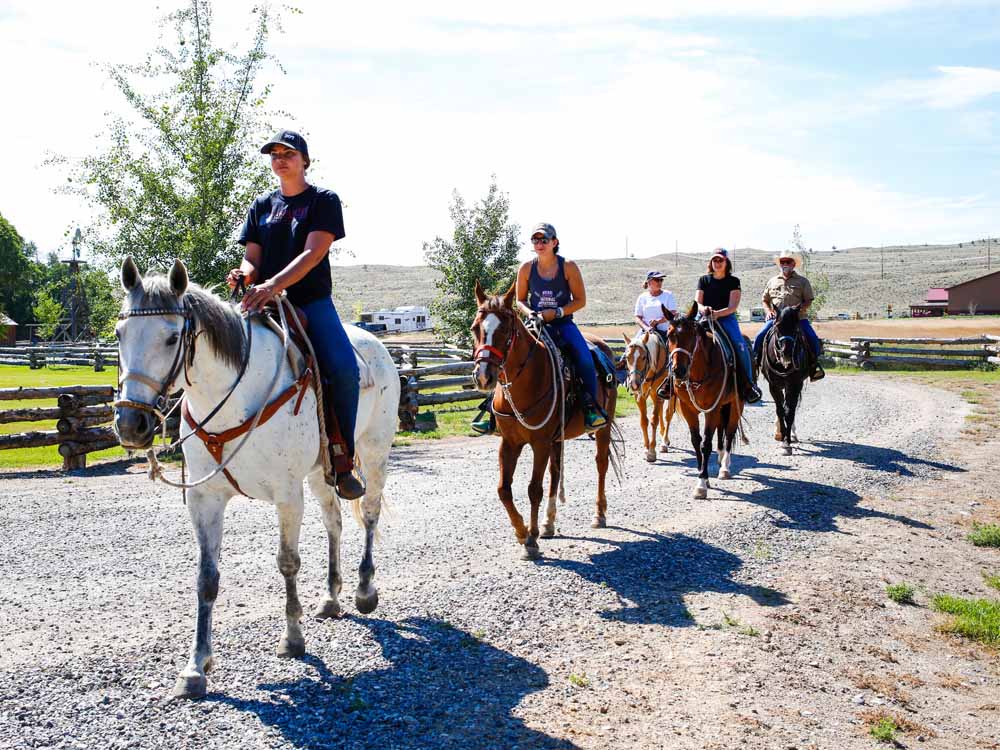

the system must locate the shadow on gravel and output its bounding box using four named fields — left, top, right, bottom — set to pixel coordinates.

left=721, top=472, right=933, bottom=533
left=799, top=440, right=964, bottom=477
left=213, top=616, right=576, bottom=750
left=656, top=447, right=790, bottom=476
left=546, top=530, right=788, bottom=626
left=0, top=456, right=145, bottom=480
